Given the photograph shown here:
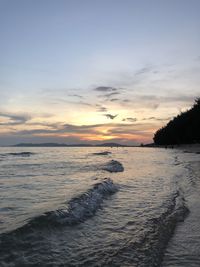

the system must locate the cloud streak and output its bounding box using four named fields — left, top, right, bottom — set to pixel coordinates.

left=68, top=94, right=83, bottom=99
left=94, top=86, right=118, bottom=92
left=0, top=112, right=31, bottom=126
left=96, top=105, right=108, bottom=112
left=122, top=117, right=137, bottom=122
